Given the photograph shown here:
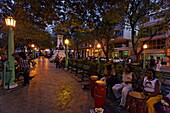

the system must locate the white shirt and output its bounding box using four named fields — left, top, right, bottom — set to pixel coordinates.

left=143, top=76, right=160, bottom=93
